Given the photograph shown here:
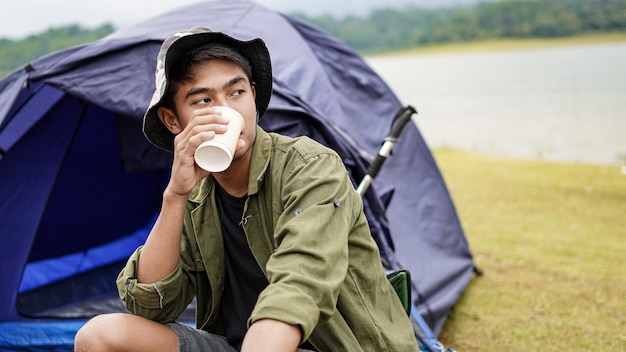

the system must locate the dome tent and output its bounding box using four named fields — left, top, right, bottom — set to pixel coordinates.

left=0, top=1, right=474, bottom=350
